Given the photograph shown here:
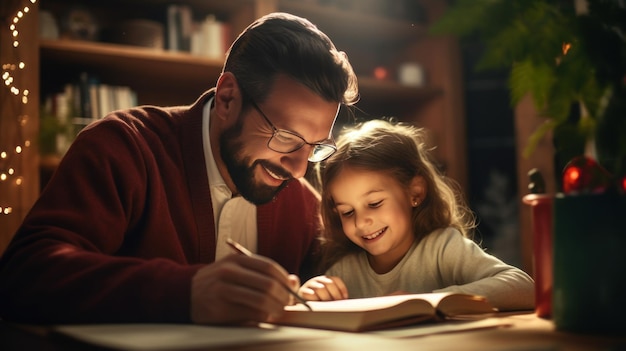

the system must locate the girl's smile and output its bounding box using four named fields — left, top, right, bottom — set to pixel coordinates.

left=329, top=167, right=420, bottom=273
left=362, top=227, right=387, bottom=241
